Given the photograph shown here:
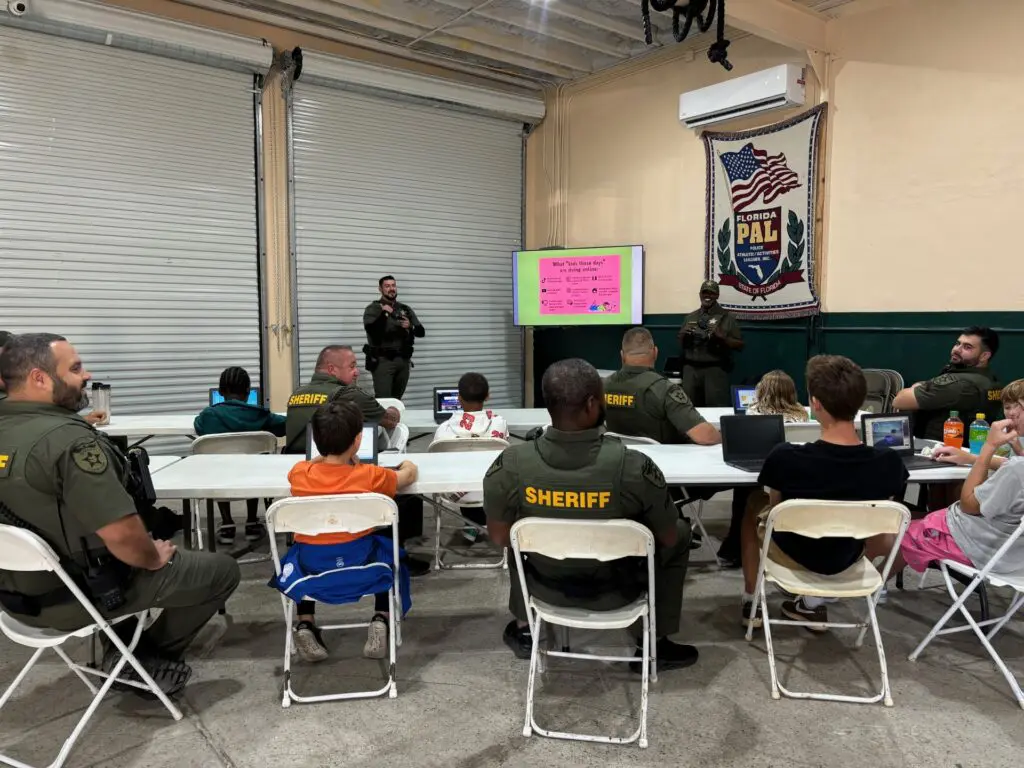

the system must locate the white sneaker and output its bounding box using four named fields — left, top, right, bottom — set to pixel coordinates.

left=363, top=616, right=389, bottom=659
left=294, top=622, right=328, bottom=663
